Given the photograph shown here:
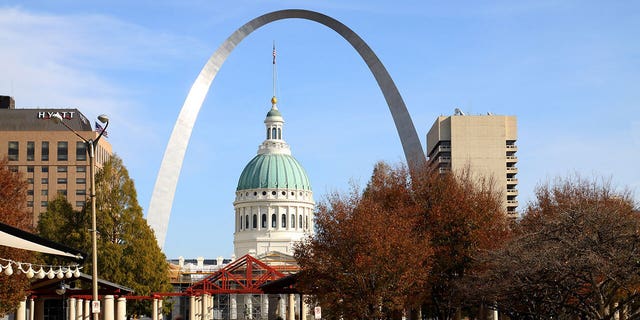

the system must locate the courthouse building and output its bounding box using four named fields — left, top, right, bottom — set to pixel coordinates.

left=426, top=109, right=518, bottom=218
left=0, top=95, right=112, bottom=226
